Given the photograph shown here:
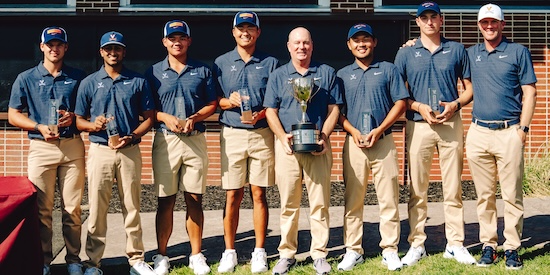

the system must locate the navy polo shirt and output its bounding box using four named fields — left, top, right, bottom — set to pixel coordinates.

left=75, top=66, right=155, bottom=145
left=337, top=61, right=409, bottom=133
left=145, top=57, right=216, bottom=133
left=394, top=37, right=470, bottom=121
left=9, top=61, right=86, bottom=140
left=263, top=61, right=342, bottom=133
left=213, top=48, right=279, bottom=129
left=467, top=38, right=537, bottom=121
